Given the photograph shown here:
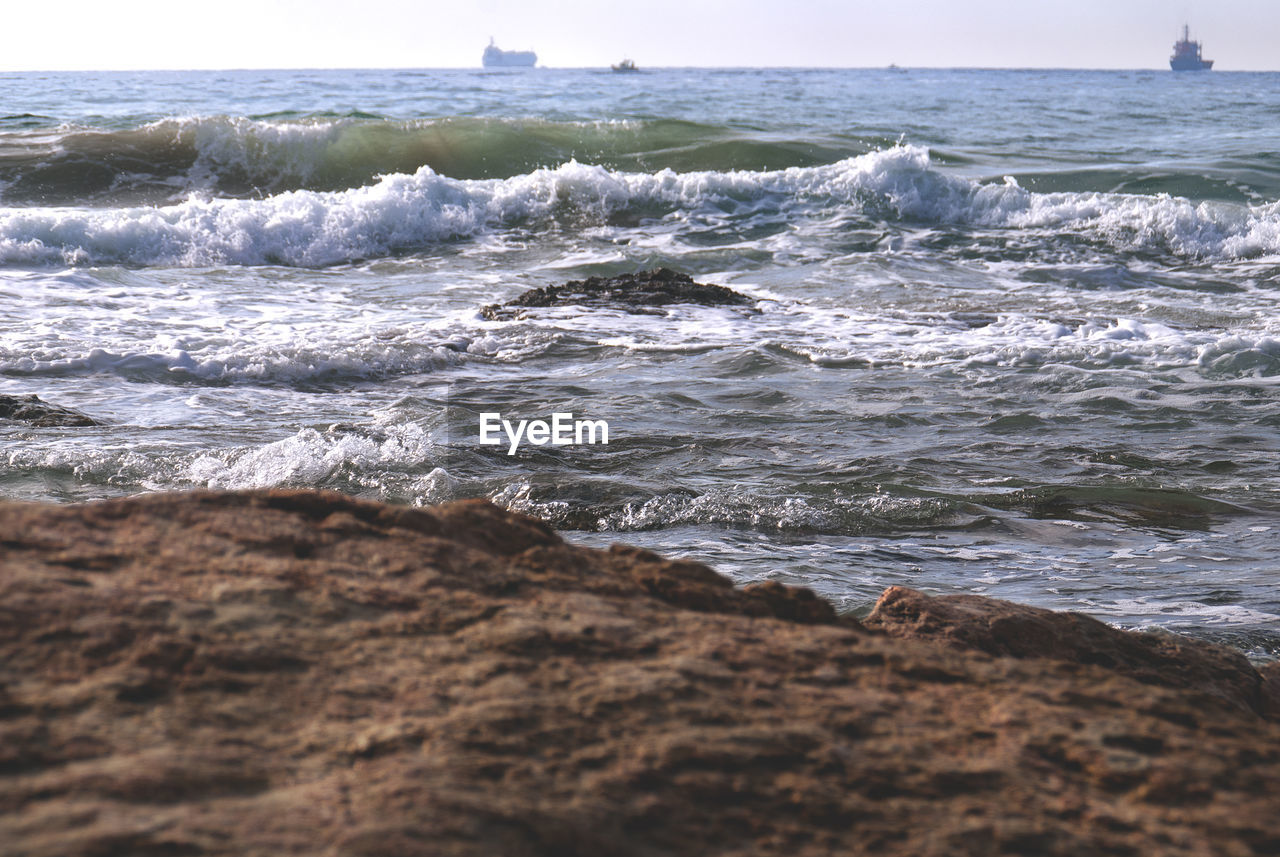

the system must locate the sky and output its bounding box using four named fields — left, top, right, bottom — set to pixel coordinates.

left=2, top=0, right=1276, bottom=71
